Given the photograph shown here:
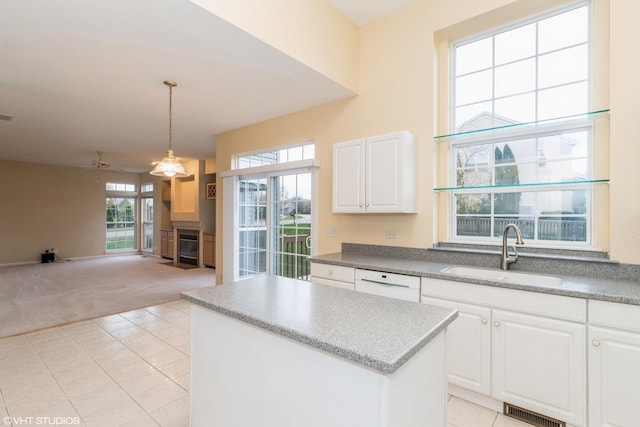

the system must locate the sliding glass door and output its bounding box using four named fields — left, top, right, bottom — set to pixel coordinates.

left=238, top=177, right=268, bottom=278
left=268, top=172, right=312, bottom=280
left=237, top=171, right=313, bottom=280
